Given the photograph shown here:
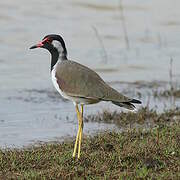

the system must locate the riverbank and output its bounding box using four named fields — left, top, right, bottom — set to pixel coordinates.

left=0, top=108, right=179, bottom=179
